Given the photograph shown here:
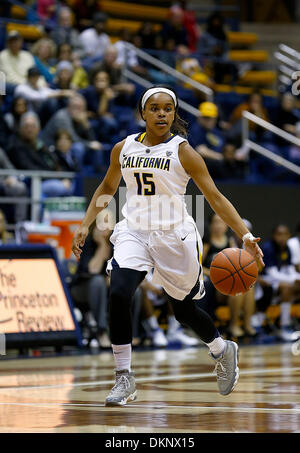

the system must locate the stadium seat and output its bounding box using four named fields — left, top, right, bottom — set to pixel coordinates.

left=215, top=84, right=277, bottom=97
left=11, top=5, right=27, bottom=20
left=100, top=1, right=169, bottom=21
left=227, top=31, right=258, bottom=46
left=6, top=23, right=44, bottom=40
left=239, top=70, right=276, bottom=85
left=106, top=18, right=161, bottom=34
left=229, top=50, right=269, bottom=62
